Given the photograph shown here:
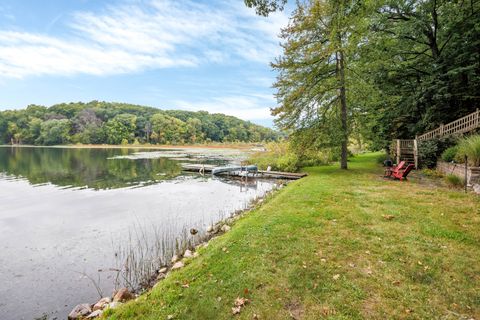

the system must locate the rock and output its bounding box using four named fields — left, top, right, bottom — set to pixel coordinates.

left=158, top=267, right=168, bottom=274
left=93, top=297, right=111, bottom=311
left=183, top=249, right=193, bottom=258
left=171, top=261, right=184, bottom=270
left=86, top=310, right=103, bottom=318
left=206, top=225, right=214, bottom=233
left=68, top=303, right=92, bottom=319
left=473, top=184, right=480, bottom=194
left=107, top=301, right=123, bottom=309
left=221, top=225, right=231, bottom=232
left=157, top=273, right=166, bottom=281
left=190, top=228, right=198, bottom=235
left=113, top=288, right=134, bottom=302
left=171, top=255, right=180, bottom=263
